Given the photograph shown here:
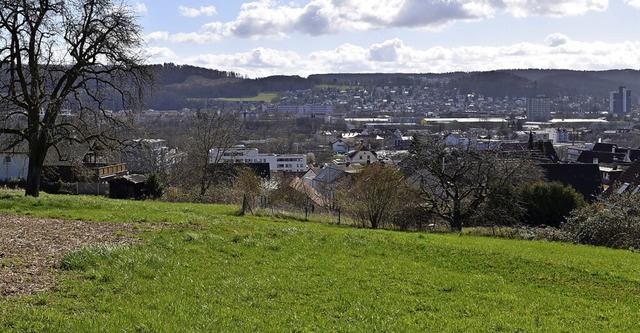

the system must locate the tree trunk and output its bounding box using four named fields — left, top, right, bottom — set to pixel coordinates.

left=451, top=199, right=463, bottom=232
left=25, top=142, right=46, bottom=197
left=199, top=163, right=208, bottom=197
